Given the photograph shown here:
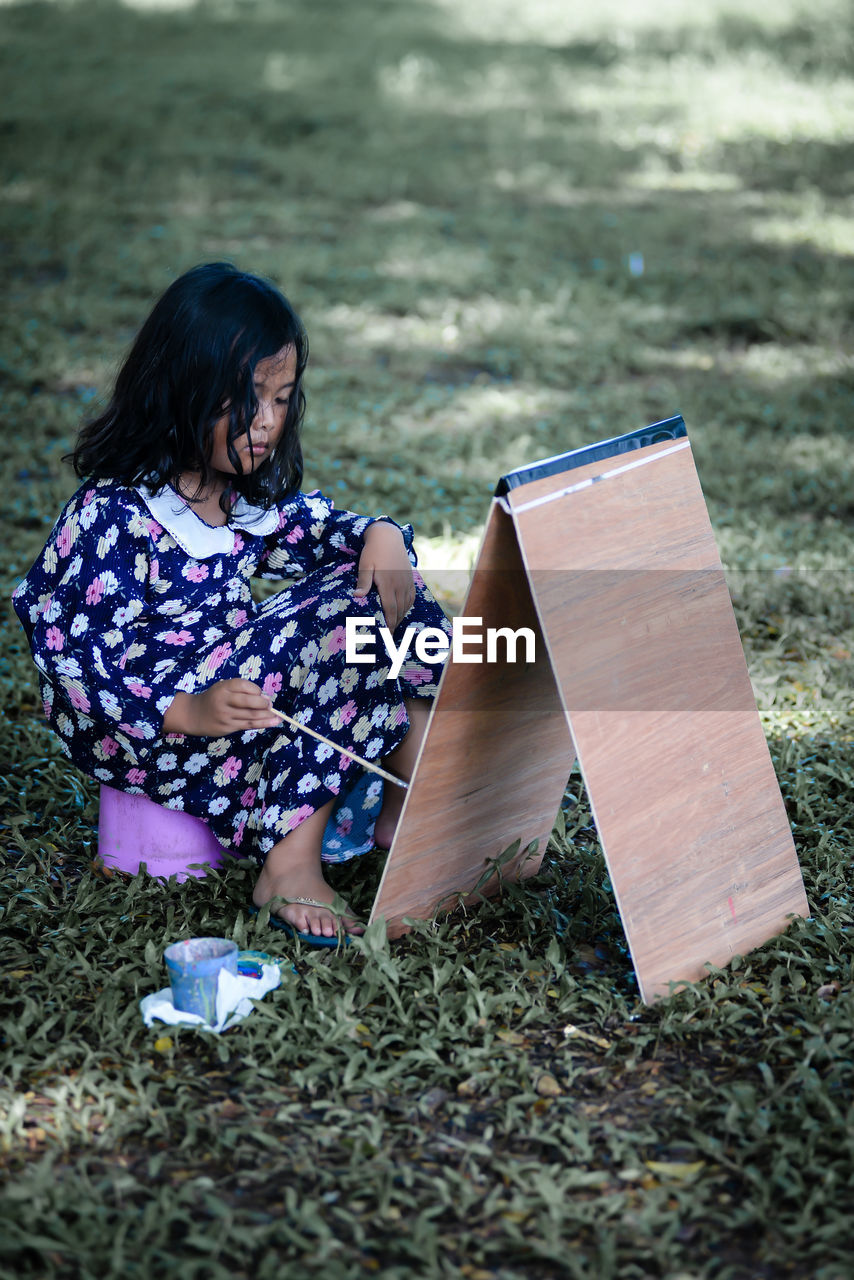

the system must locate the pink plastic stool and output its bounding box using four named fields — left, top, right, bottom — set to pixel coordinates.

left=97, top=784, right=225, bottom=881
